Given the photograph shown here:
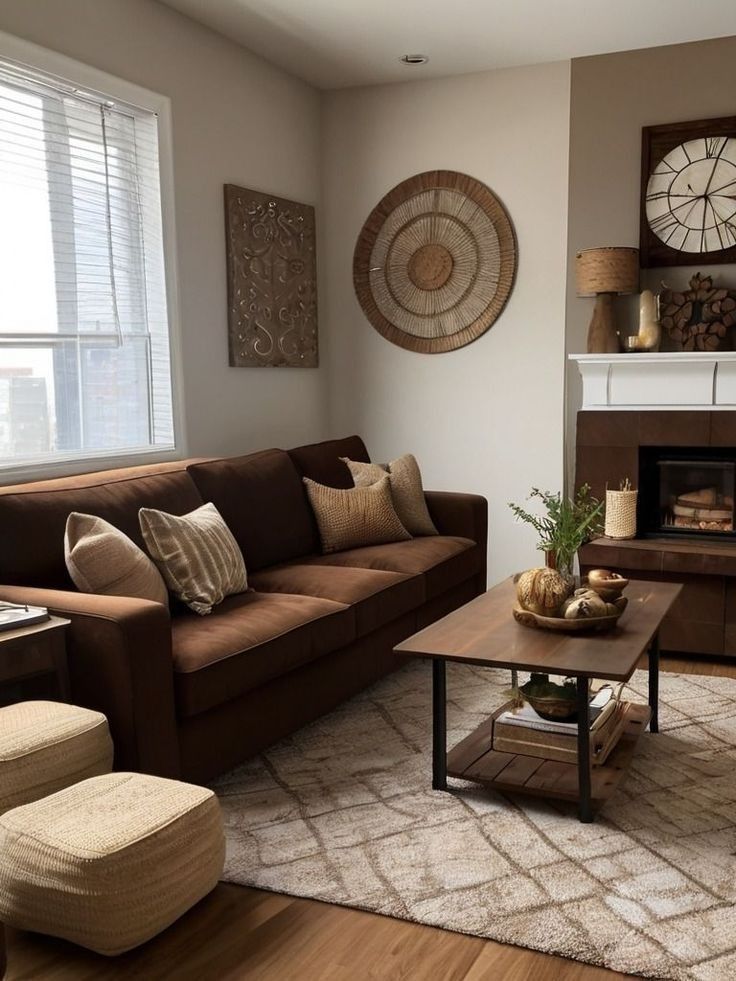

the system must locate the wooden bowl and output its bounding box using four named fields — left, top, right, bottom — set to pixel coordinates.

left=512, top=596, right=627, bottom=635
left=523, top=693, right=578, bottom=721
left=584, top=574, right=629, bottom=603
